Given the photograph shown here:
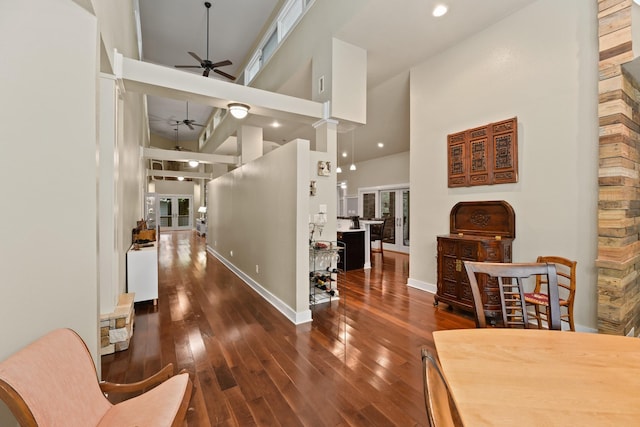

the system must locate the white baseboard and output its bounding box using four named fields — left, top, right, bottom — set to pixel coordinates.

left=407, top=277, right=437, bottom=294
left=207, top=246, right=312, bottom=325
